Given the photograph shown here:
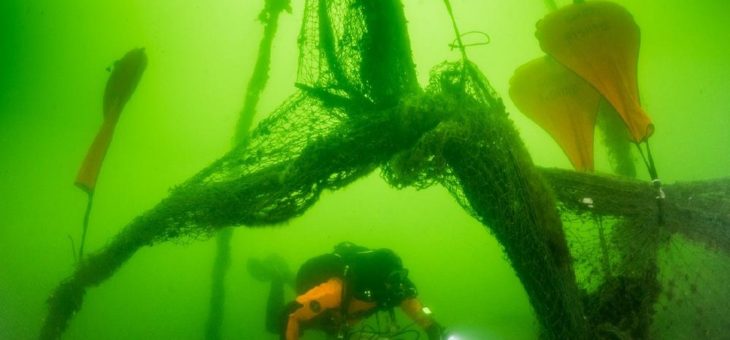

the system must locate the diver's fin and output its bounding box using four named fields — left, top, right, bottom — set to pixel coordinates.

left=246, top=254, right=292, bottom=283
